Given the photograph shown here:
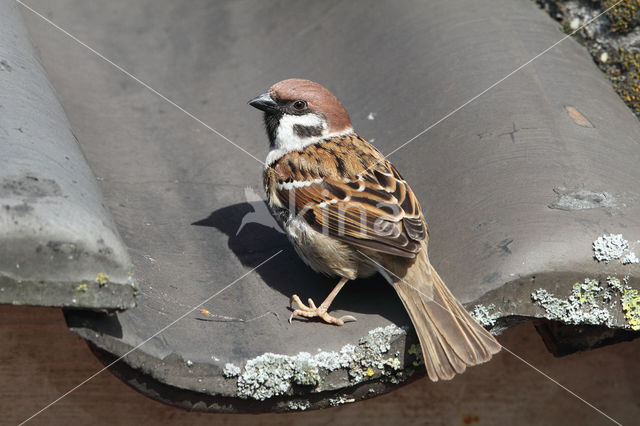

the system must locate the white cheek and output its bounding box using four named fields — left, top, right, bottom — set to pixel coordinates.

left=275, top=114, right=327, bottom=148
left=264, top=114, right=355, bottom=167
left=265, top=113, right=326, bottom=166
